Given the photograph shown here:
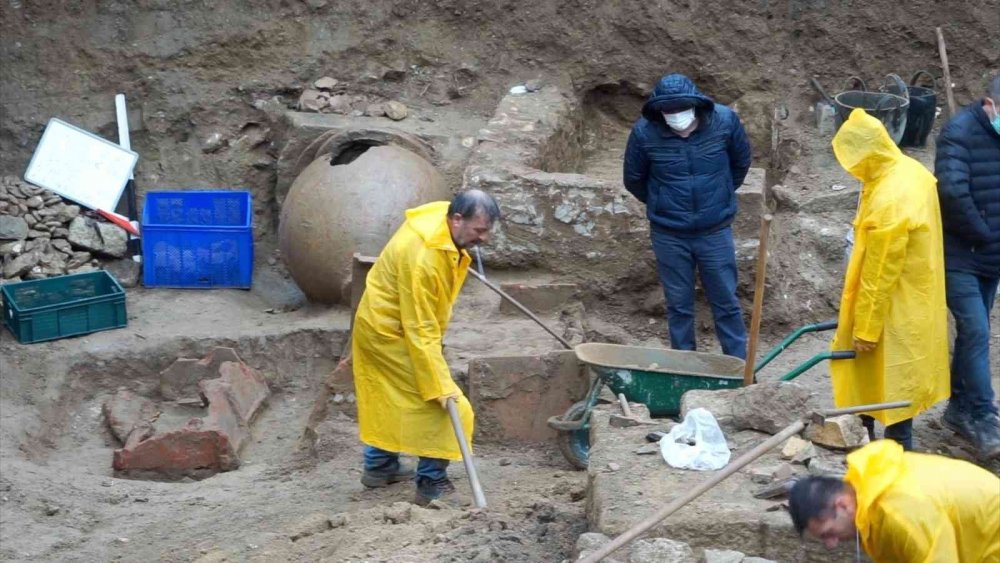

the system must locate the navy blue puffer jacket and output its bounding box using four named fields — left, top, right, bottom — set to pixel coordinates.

left=623, top=74, right=752, bottom=235
left=934, top=101, right=1000, bottom=277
